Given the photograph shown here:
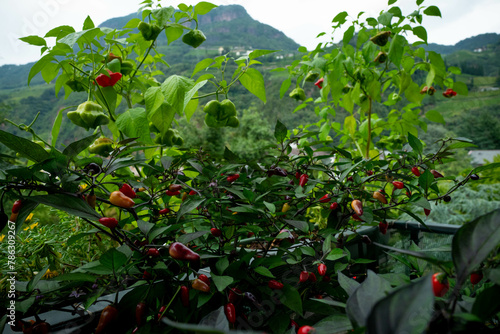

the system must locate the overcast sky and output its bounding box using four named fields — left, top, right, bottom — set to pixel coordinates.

left=1, top=0, right=500, bottom=66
